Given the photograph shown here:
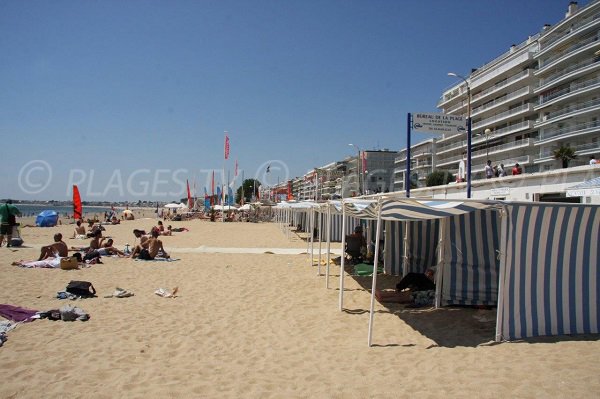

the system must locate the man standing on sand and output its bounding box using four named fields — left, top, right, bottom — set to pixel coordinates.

left=0, top=200, right=21, bottom=248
